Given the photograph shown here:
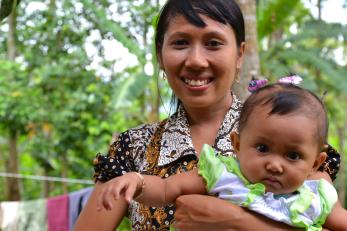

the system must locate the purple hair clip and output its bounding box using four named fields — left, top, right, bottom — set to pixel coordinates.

left=278, top=75, right=303, bottom=85
left=248, top=79, right=268, bottom=93
left=248, top=75, right=303, bottom=93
